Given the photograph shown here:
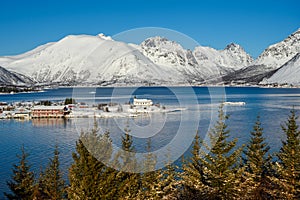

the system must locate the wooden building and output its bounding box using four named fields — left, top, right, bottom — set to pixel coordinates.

left=31, top=106, right=69, bottom=118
